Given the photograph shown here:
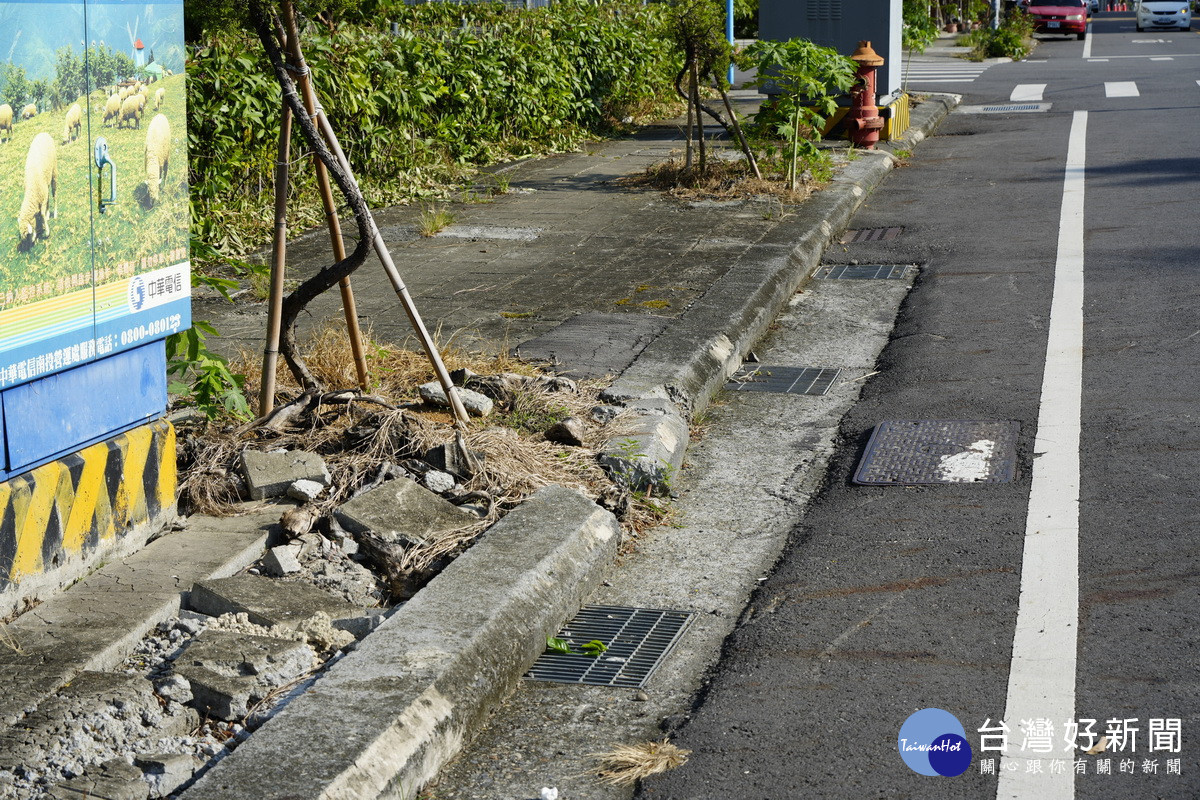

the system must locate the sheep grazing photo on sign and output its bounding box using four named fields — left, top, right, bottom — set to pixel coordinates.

left=0, top=0, right=189, bottom=391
